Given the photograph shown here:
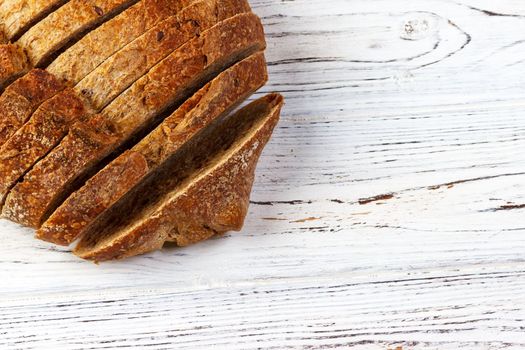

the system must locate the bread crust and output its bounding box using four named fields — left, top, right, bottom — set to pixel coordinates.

left=0, top=69, right=65, bottom=147
left=0, top=89, right=91, bottom=214
left=75, top=0, right=251, bottom=110
left=75, top=93, right=283, bottom=261
left=48, top=0, right=198, bottom=85
left=37, top=53, right=267, bottom=245
left=0, top=44, right=30, bottom=90
left=0, top=0, right=68, bottom=41
left=18, top=0, right=142, bottom=67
